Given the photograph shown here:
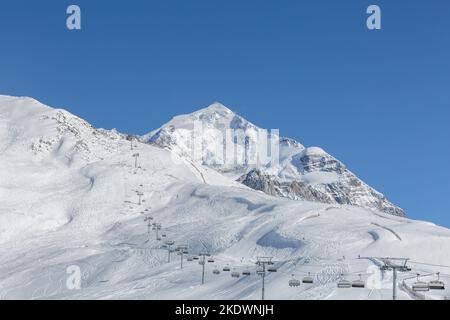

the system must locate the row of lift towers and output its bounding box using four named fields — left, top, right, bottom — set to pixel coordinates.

left=131, top=142, right=446, bottom=300
left=147, top=210, right=447, bottom=301
left=140, top=197, right=446, bottom=300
